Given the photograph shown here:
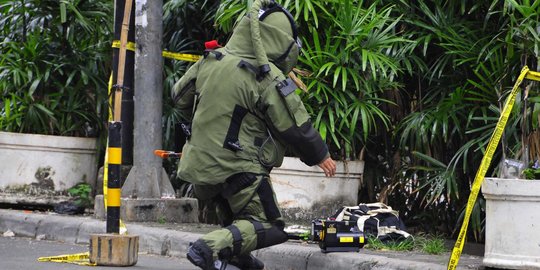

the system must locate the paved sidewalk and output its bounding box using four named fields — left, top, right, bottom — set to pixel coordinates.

left=0, top=209, right=484, bottom=270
